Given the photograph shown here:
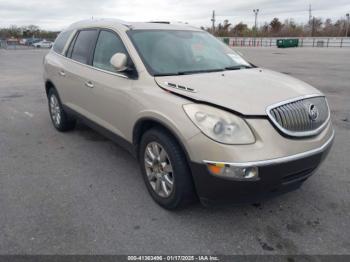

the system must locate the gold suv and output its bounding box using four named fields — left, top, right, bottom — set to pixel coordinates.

left=43, top=19, right=334, bottom=209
